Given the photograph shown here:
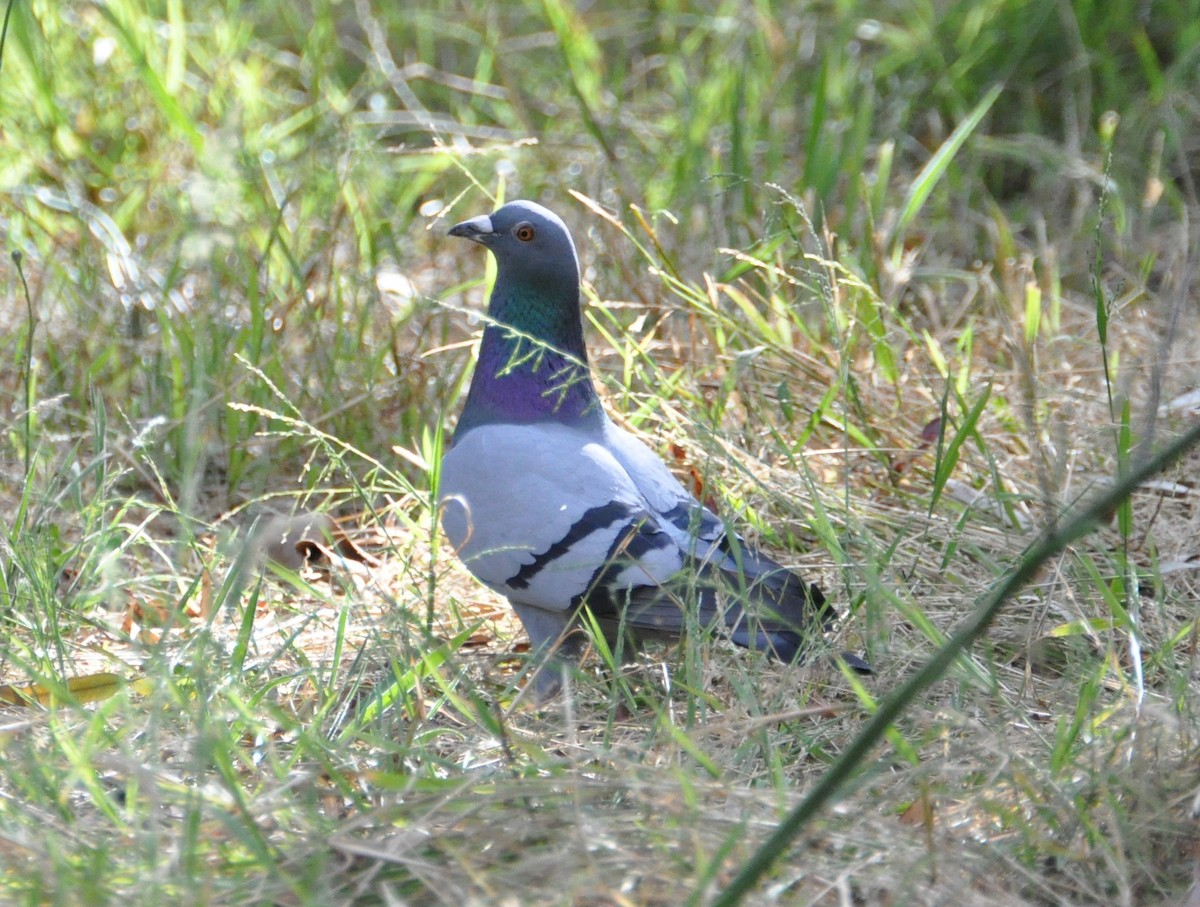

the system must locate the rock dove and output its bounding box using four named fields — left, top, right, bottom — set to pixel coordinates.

left=440, top=200, right=839, bottom=696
